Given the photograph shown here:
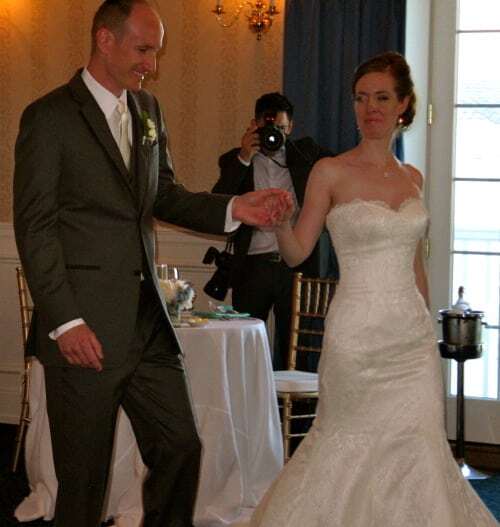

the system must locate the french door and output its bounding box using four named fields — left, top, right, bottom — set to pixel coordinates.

left=427, top=0, right=500, bottom=443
